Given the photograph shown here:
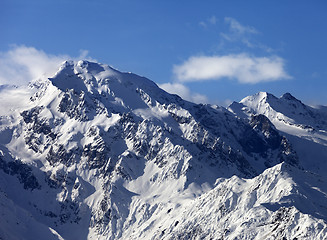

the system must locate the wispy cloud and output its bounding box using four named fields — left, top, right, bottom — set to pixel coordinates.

left=173, top=53, right=291, bottom=84
left=199, top=15, right=218, bottom=28
left=158, top=82, right=208, bottom=104
left=220, top=17, right=259, bottom=48
left=225, top=17, right=258, bottom=35
left=0, top=45, right=93, bottom=85
left=220, top=17, right=273, bottom=52
left=208, top=16, right=218, bottom=25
